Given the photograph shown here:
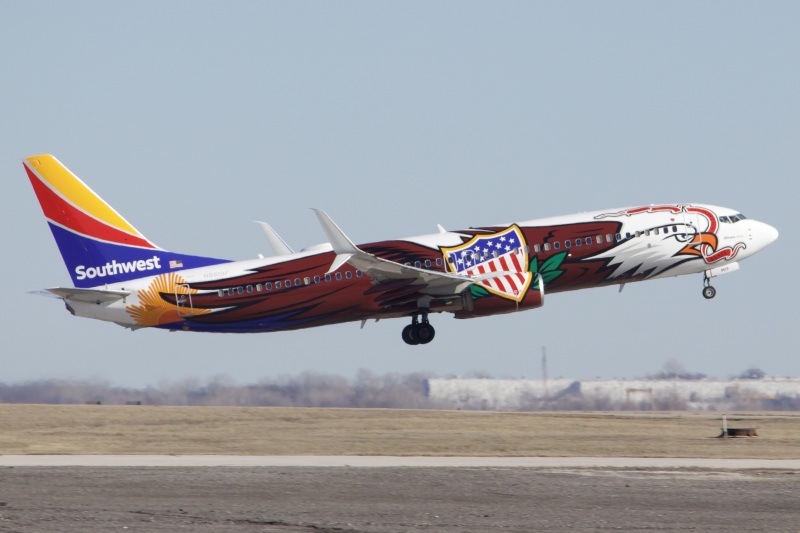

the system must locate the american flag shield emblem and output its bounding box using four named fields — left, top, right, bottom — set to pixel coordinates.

left=441, top=225, right=532, bottom=302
